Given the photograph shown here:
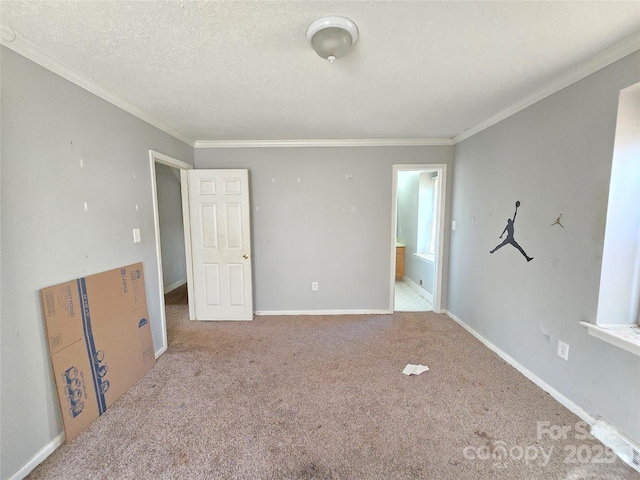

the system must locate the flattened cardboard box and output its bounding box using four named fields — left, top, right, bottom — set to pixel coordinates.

left=41, top=263, right=155, bottom=442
